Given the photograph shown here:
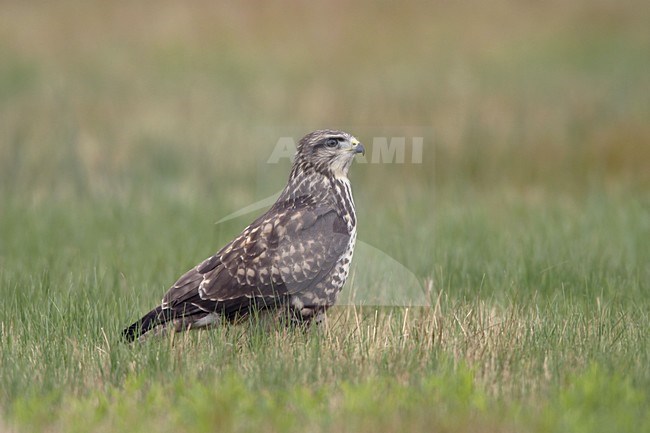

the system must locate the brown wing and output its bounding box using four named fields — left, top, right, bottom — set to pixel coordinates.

left=160, top=200, right=350, bottom=317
